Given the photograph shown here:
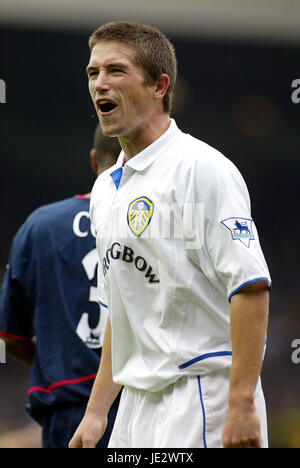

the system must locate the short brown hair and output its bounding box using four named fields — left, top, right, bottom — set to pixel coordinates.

left=89, top=21, right=177, bottom=114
